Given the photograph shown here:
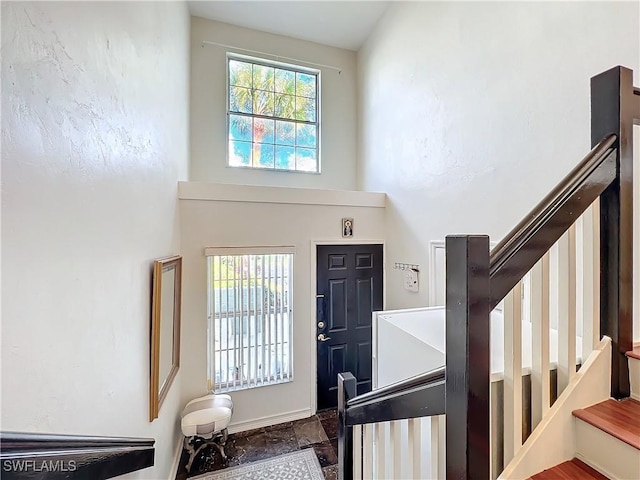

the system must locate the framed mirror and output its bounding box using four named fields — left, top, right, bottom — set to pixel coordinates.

left=150, top=255, right=182, bottom=421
